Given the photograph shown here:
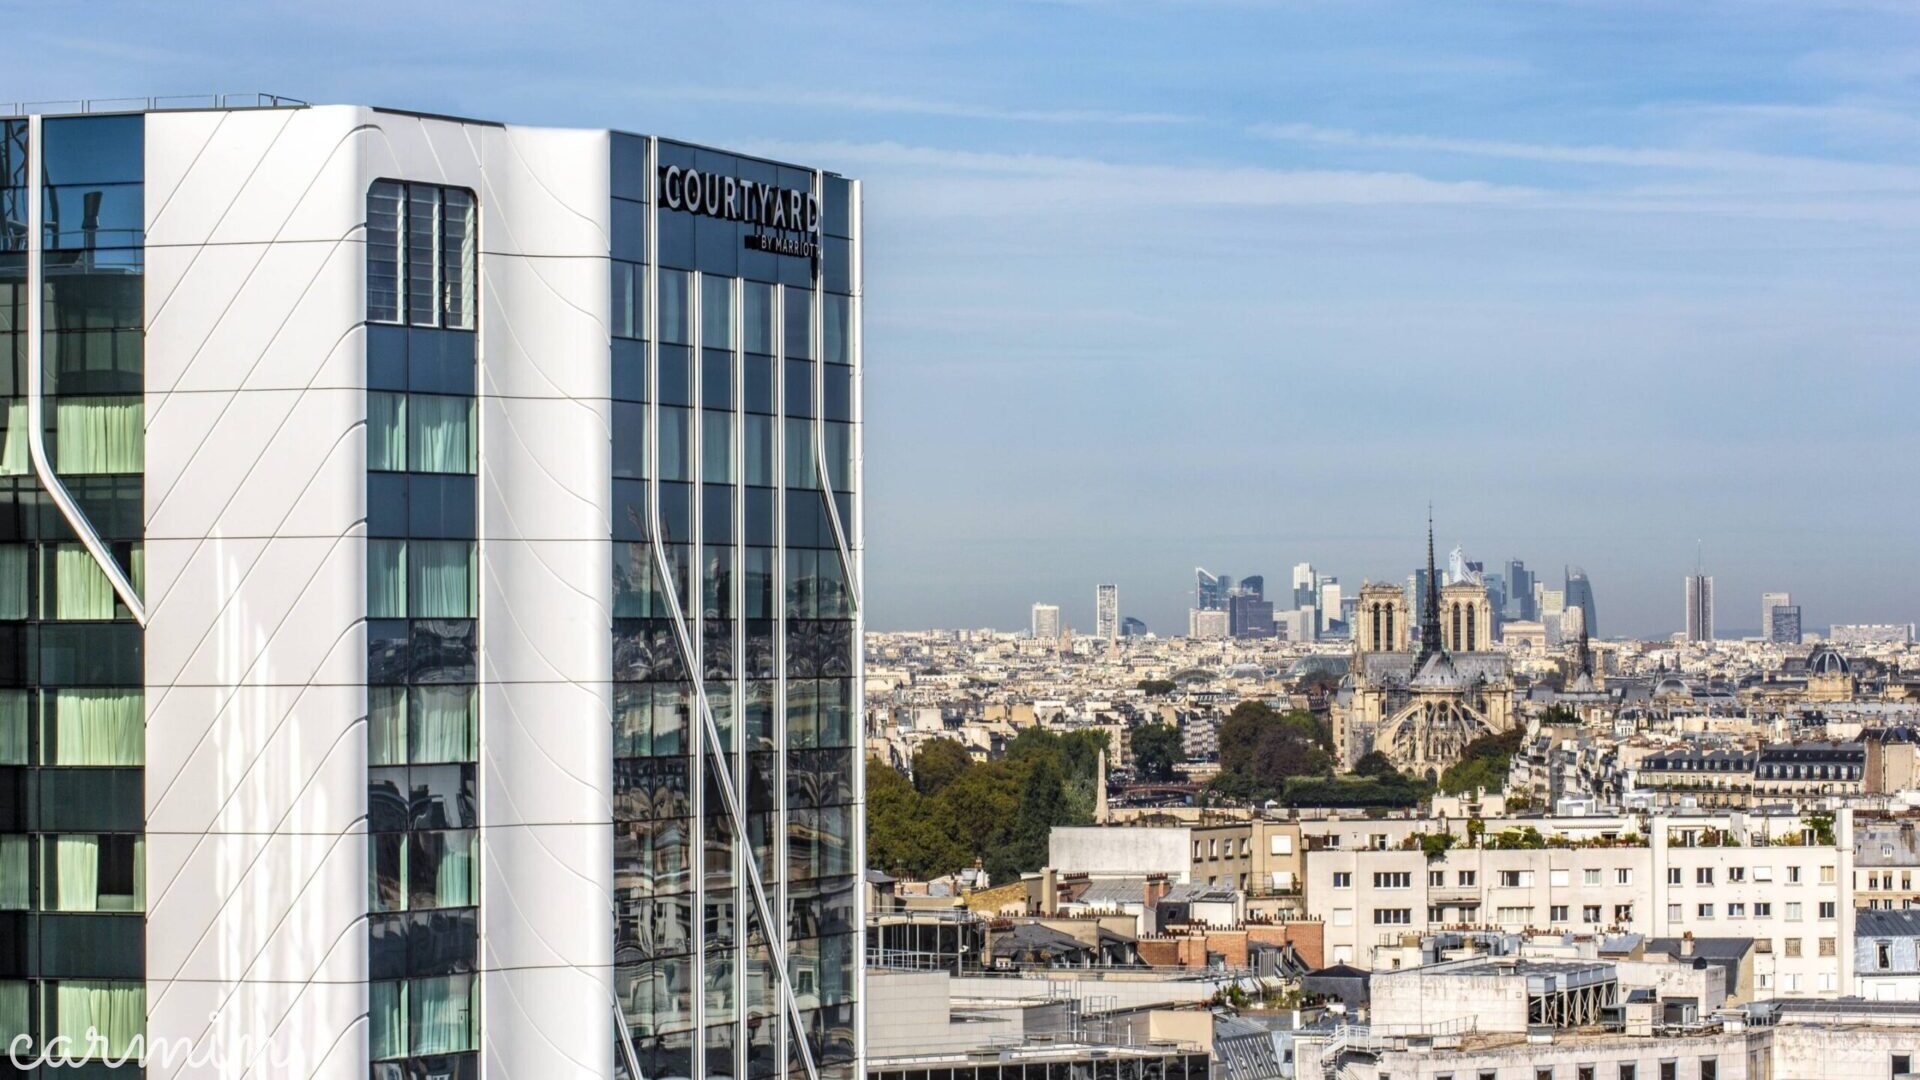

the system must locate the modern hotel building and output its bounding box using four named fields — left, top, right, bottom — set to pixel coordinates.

left=0, top=97, right=863, bottom=1080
